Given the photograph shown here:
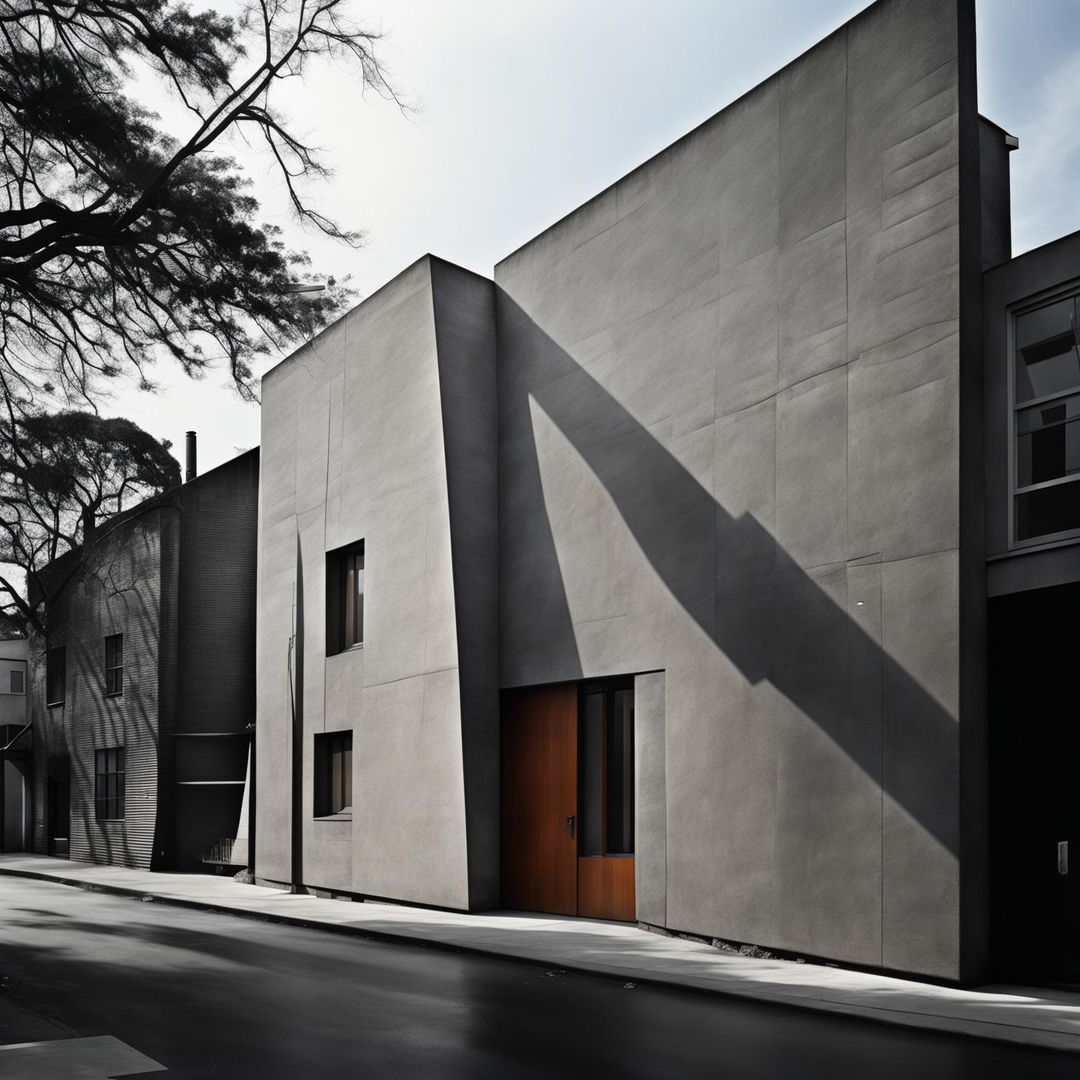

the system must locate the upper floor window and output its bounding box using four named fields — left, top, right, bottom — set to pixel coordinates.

left=1014, top=294, right=1080, bottom=542
left=45, top=646, right=65, bottom=707
left=104, top=634, right=123, bottom=697
left=326, top=541, right=364, bottom=655
left=8, top=668, right=24, bottom=695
